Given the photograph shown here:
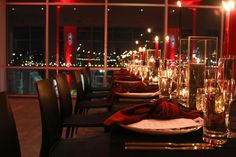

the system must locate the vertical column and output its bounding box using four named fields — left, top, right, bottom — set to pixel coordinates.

left=220, top=9, right=225, bottom=58
left=0, top=0, right=6, bottom=92
left=46, top=0, right=49, bottom=79
left=164, top=0, right=168, bottom=59
left=104, top=0, right=108, bottom=87
left=229, top=9, right=236, bottom=55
